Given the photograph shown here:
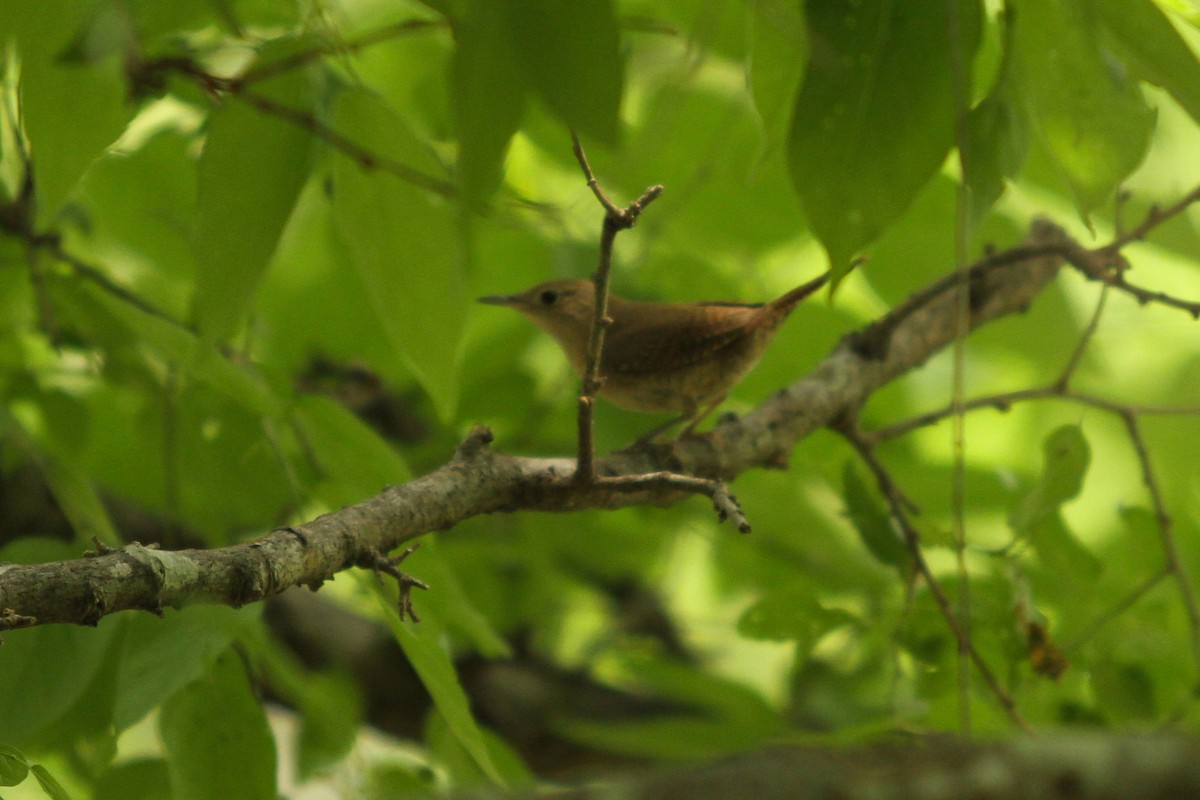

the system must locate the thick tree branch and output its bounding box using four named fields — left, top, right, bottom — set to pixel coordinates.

left=0, top=220, right=1070, bottom=629
left=478, top=734, right=1200, bottom=800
